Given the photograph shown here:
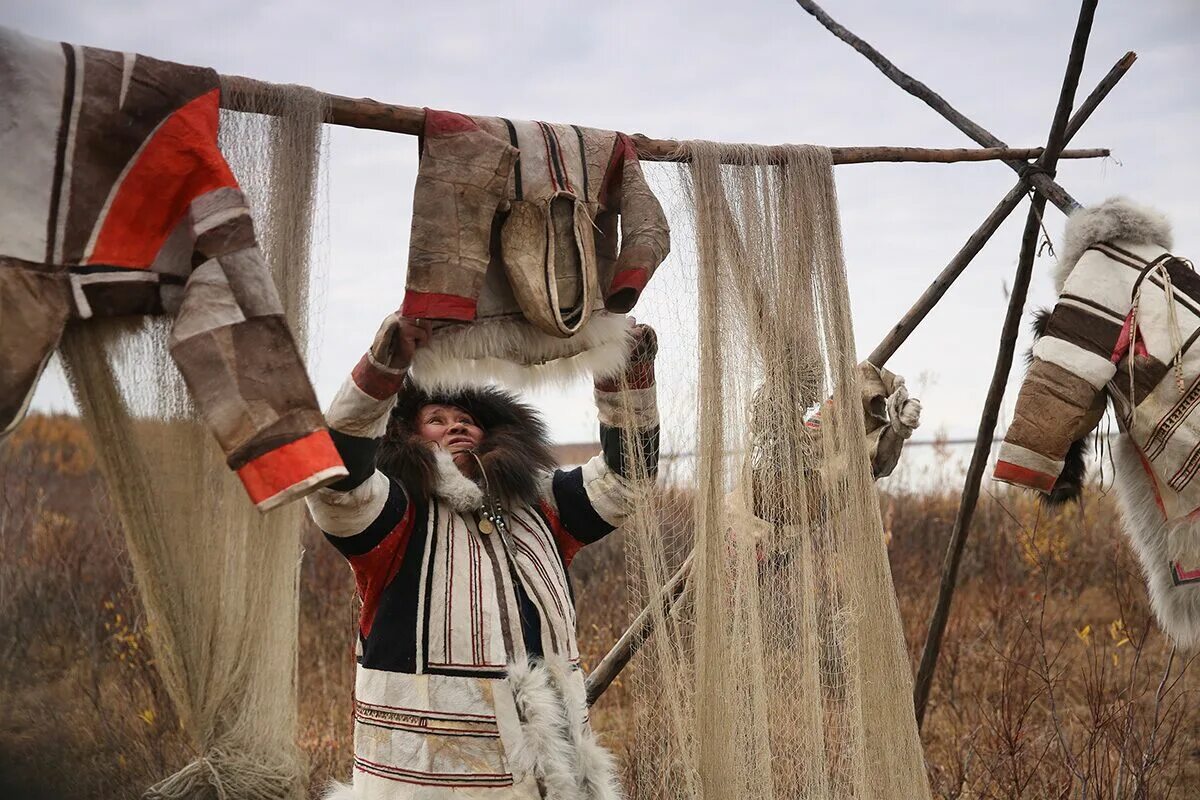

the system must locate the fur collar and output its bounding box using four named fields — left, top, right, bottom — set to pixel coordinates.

left=1054, top=196, right=1173, bottom=293
left=376, top=380, right=557, bottom=510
